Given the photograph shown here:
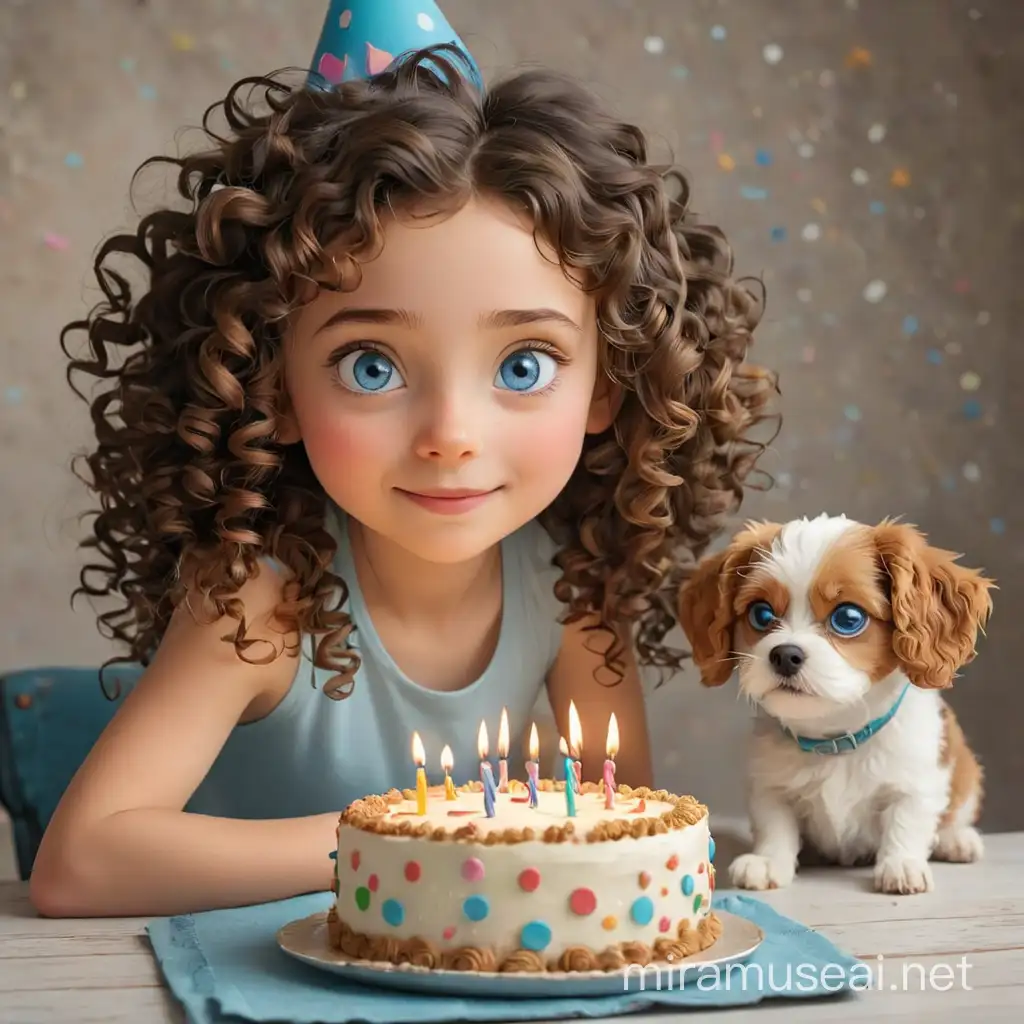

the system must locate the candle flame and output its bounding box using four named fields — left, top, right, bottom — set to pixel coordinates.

left=606, top=712, right=619, bottom=759
left=529, top=721, right=539, bottom=761
left=411, top=731, right=425, bottom=767
left=440, top=744, right=453, bottom=773
left=559, top=735, right=568, bottom=756
left=568, top=700, right=582, bottom=757
left=477, top=720, right=489, bottom=759
left=498, top=706, right=509, bottom=757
